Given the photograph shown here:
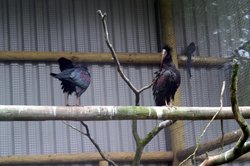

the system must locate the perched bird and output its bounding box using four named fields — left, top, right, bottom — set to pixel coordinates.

left=51, top=57, right=91, bottom=106
left=153, top=45, right=181, bottom=106
left=56, top=58, right=76, bottom=105
left=184, top=42, right=196, bottom=78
